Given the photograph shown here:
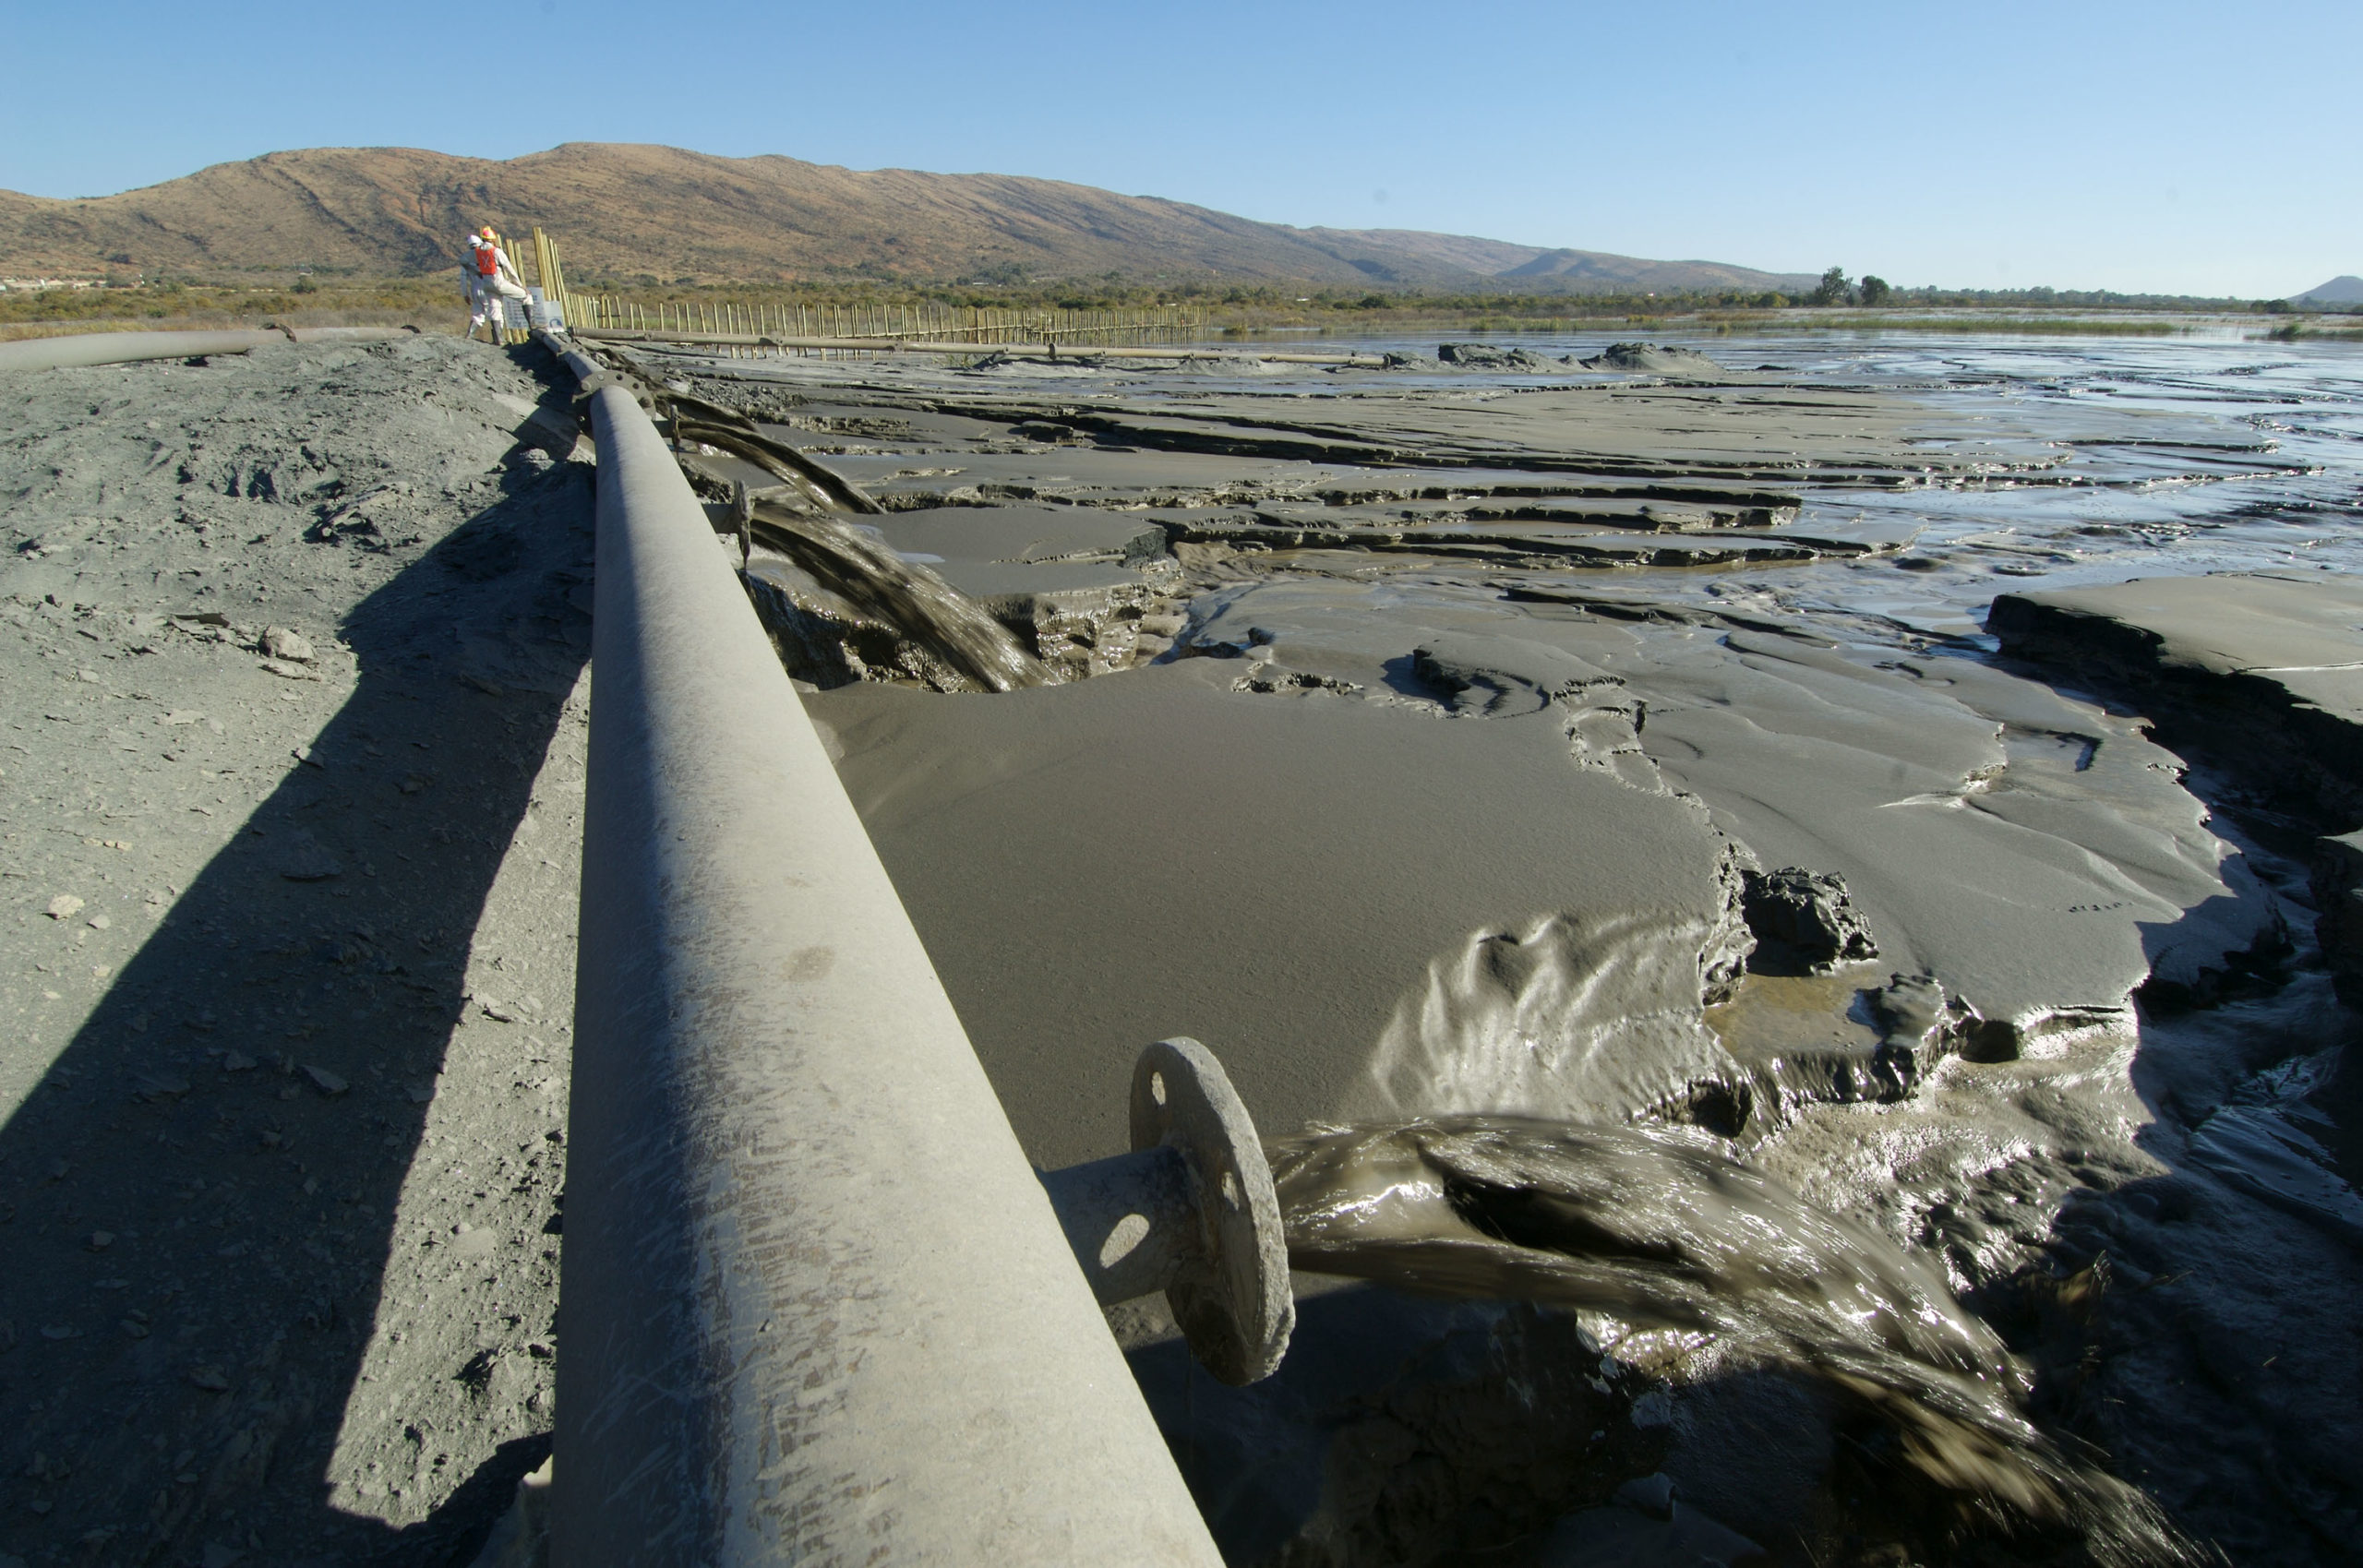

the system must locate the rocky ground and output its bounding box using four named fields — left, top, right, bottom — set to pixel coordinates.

left=0, top=334, right=592, bottom=1567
